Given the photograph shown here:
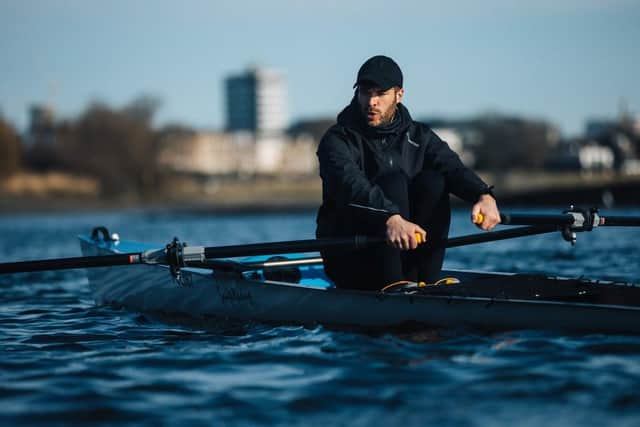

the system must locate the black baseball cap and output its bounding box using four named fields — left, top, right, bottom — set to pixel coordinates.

left=353, top=55, right=403, bottom=90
